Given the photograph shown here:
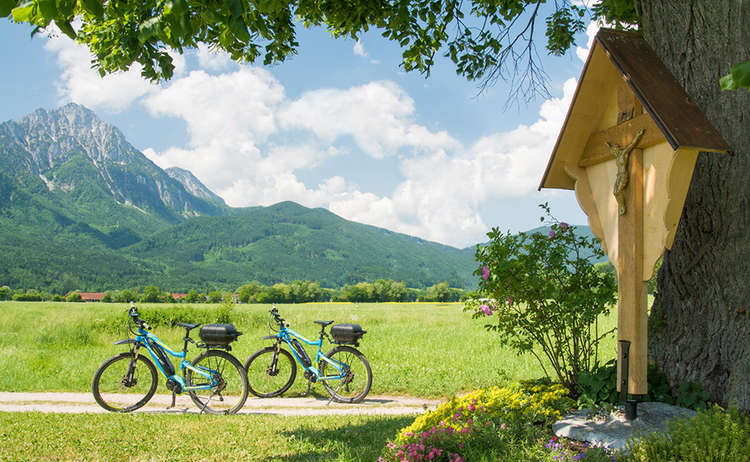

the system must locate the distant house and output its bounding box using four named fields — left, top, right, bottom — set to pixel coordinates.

left=79, top=292, right=106, bottom=302
left=232, top=294, right=239, bottom=304
left=172, top=293, right=188, bottom=302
